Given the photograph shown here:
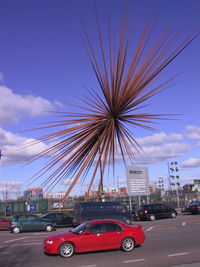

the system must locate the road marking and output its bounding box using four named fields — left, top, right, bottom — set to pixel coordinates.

left=146, top=226, right=154, bottom=231
left=182, top=221, right=186, bottom=226
left=124, top=259, right=145, bottom=263
left=168, top=252, right=189, bottom=257
left=33, top=232, right=51, bottom=235
left=3, top=237, right=27, bottom=243
left=152, top=226, right=175, bottom=231
left=78, top=265, right=97, bottom=267
left=0, top=252, right=10, bottom=255
left=9, top=242, right=43, bottom=246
